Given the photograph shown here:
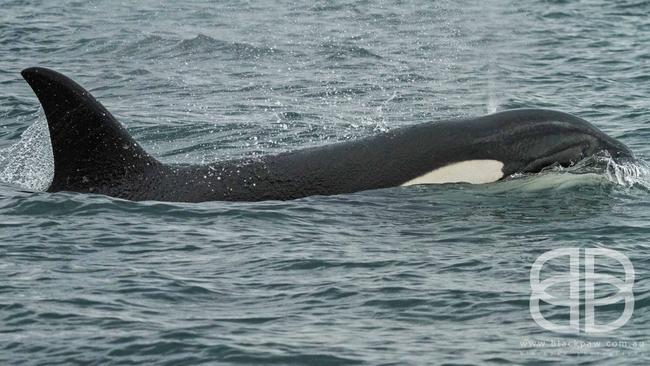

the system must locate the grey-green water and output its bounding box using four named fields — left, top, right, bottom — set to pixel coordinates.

left=1, top=0, right=649, bottom=364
